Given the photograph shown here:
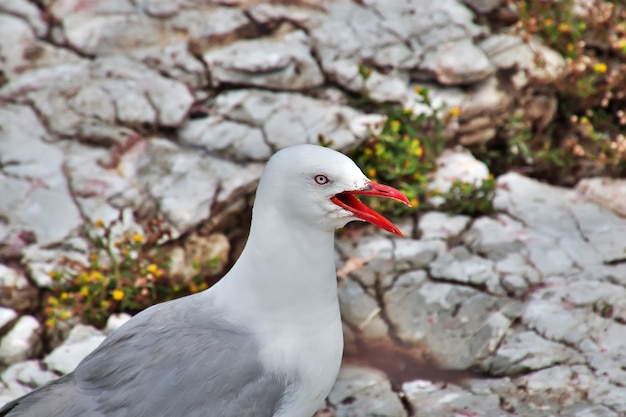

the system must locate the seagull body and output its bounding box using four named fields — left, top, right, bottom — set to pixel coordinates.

left=0, top=144, right=408, bottom=417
